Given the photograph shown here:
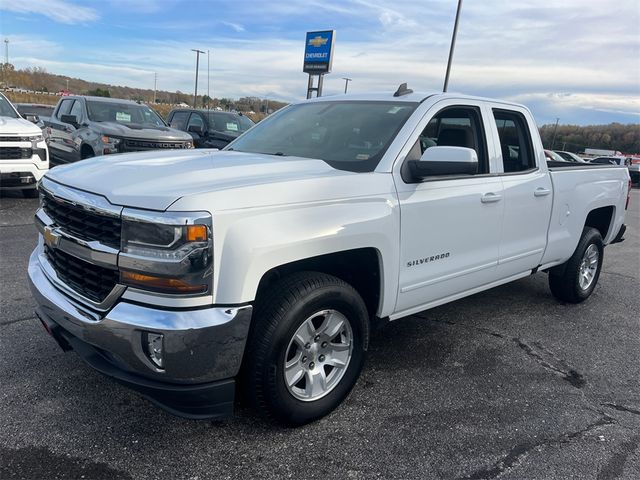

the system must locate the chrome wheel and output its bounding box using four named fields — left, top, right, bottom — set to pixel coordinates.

left=578, top=244, right=599, bottom=290
left=283, top=309, right=353, bottom=402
